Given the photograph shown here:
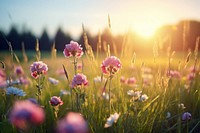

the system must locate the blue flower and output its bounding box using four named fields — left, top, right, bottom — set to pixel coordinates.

left=6, top=87, right=26, bottom=96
